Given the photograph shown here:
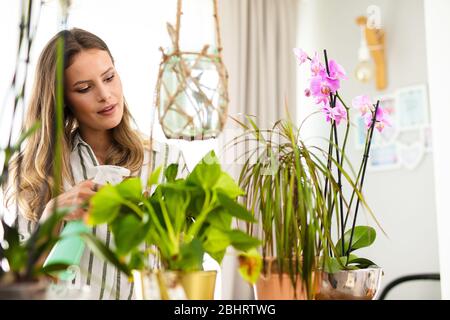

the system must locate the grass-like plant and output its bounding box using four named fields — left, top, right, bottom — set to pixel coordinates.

left=228, top=115, right=331, bottom=299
